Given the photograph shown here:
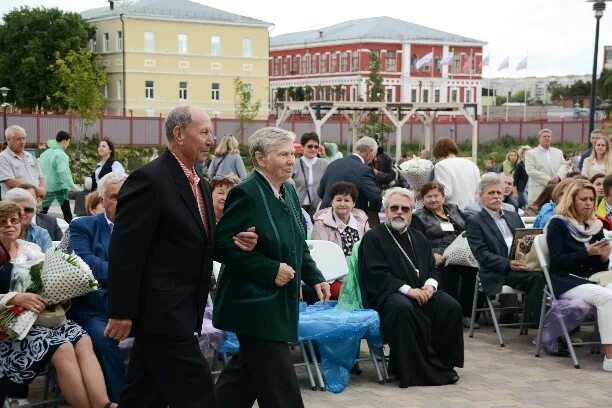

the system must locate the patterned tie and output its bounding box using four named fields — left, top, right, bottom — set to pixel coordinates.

left=187, top=172, right=209, bottom=235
